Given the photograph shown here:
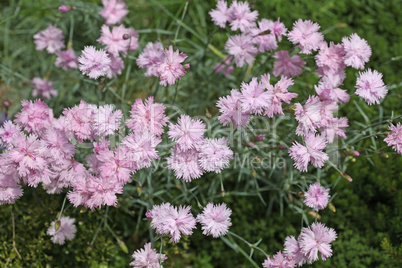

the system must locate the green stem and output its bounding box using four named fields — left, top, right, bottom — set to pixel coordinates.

left=173, top=1, right=189, bottom=45
left=57, top=196, right=67, bottom=221
left=159, top=237, right=163, bottom=267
